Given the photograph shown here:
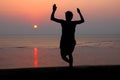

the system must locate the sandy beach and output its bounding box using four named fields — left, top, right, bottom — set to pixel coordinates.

left=0, top=65, right=120, bottom=80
